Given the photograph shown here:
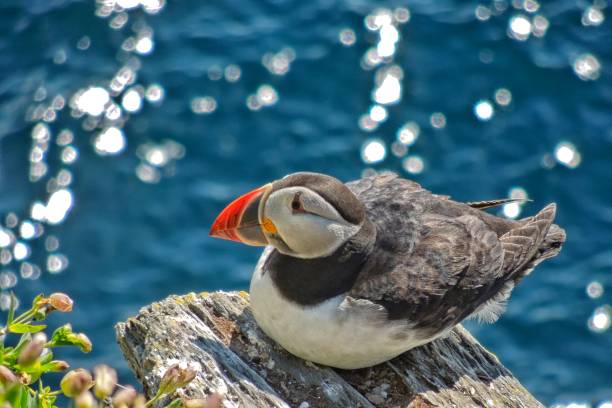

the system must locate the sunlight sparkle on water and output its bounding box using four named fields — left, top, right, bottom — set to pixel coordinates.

left=573, top=54, right=601, bottom=81
left=0, top=228, right=13, bottom=248
left=77, top=36, right=91, bottom=51
left=32, top=123, right=50, bottom=142
left=377, top=24, right=399, bottom=58
left=136, top=164, right=161, bottom=183
left=475, top=5, right=492, bottom=21
left=532, top=15, right=549, bottom=37
left=495, top=88, right=512, bottom=106
left=94, top=127, right=126, bottom=155
left=361, top=139, right=386, bottom=164
left=145, top=148, right=168, bottom=167
left=21, top=262, right=41, bottom=280
left=402, top=156, right=424, bottom=174
left=191, top=96, right=217, bottom=114
left=135, top=36, right=154, bottom=55
left=358, top=114, right=379, bottom=132
left=19, top=222, right=36, bottom=240
left=586, top=281, right=604, bottom=299
left=122, top=88, right=143, bottom=112
left=391, top=141, right=407, bottom=158
left=145, top=84, right=164, bottom=103
left=508, top=15, right=532, bottom=41
left=0, top=272, right=17, bottom=290
left=61, top=146, right=79, bottom=165
left=373, top=68, right=402, bottom=105
left=430, top=112, right=447, bottom=129
left=339, top=28, right=356, bottom=46
left=73, top=87, right=110, bottom=116
left=45, top=189, right=74, bottom=225
left=262, top=48, right=295, bottom=76
left=554, top=142, right=581, bottom=168
left=362, top=48, right=383, bottom=69
left=369, top=105, right=388, bottom=122
left=257, top=85, right=279, bottom=107
left=13, top=242, right=30, bottom=261
left=588, top=305, right=611, bottom=333
left=504, top=187, right=528, bottom=219
left=135, top=140, right=185, bottom=183
left=0, top=251, right=11, bottom=265
left=582, top=6, right=605, bottom=26
left=393, top=7, right=410, bottom=23
left=47, top=254, right=69, bottom=274
left=552, top=403, right=591, bottom=408
left=57, top=130, right=74, bottom=146
left=224, top=65, right=241, bottom=82
left=503, top=202, right=521, bottom=219
left=474, top=100, right=494, bottom=121
left=110, top=67, right=137, bottom=93
left=31, top=203, right=46, bottom=221
left=397, top=122, right=420, bottom=146
left=117, top=0, right=140, bottom=9
left=365, top=8, right=393, bottom=31
left=140, top=0, right=165, bottom=14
